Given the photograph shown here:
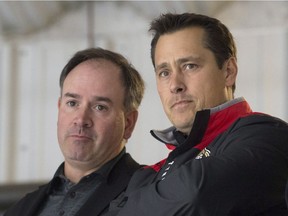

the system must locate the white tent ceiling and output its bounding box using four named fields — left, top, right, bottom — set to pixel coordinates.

left=0, top=1, right=82, bottom=36
left=0, top=1, right=231, bottom=37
